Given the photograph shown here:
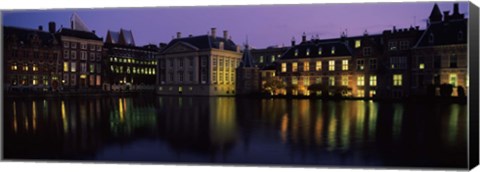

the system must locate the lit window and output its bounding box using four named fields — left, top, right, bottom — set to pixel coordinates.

left=303, top=76, right=310, bottom=86
left=64, top=62, right=69, bottom=72
left=11, top=63, right=18, bottom=71
left=71, top=62, right=76, bottom=72
left=357, top=75, right=365, bottom=86
left=370, top=75, right=377, bottom=86
left=259, top=56, right=264, bottom=63
left=449, top=74, right=458, bottom=87
left=331, top=46, right=335, bottom=54
left=303, top=62, right=309, bottom=71
left=271, top=55, right=276, bottom=62
left=393, top=74, right=402, bottom=86
left=32, top=76, right=38, bottom=85
left=357, top=89, right=364, bottom=97
left=89, top=64, right=95, bottom=73
left=315, top=61, right=322, bottom=71
left=315, top=77, right=322, bottom=84
left=32, top=64, right=38, bottom=71
left=369, top=90, right=376, bottom=97
left=294, top=49, right=298, bottom=56
left=329, top=76, right=335, bottom=86
left=281, top=63, right=287, bottom=72
left=341, top=75, right=348, bottom=86
left=292, top=76, right=298, bottom=85
left=23, top=64, right=29, bottom=71
left=306, top=48, right=310, bottom=56
left=342, top=60, right=348, bottom=70
left=318, top=47, right=322, bottom=55
left=328, top=60, right=335, bottom=71
left=355, top=40, right=361, bottom=48
left=419, top=63, right=425, bottom=69
left=292, top=62, right=298, bottom=72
